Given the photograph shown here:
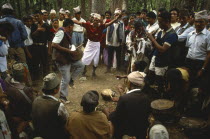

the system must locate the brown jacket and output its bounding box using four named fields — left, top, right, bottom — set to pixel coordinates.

left=67, top=111, right=110, bottom=139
